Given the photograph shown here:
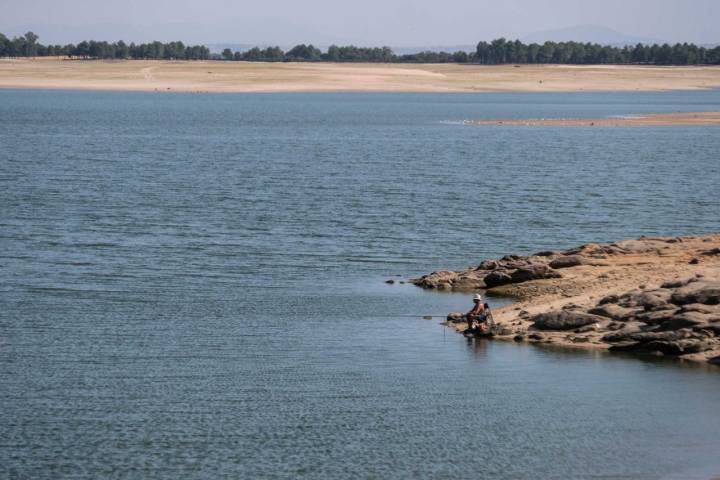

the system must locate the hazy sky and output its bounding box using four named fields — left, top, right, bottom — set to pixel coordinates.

left=1, top=0, right=718, bottom=46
